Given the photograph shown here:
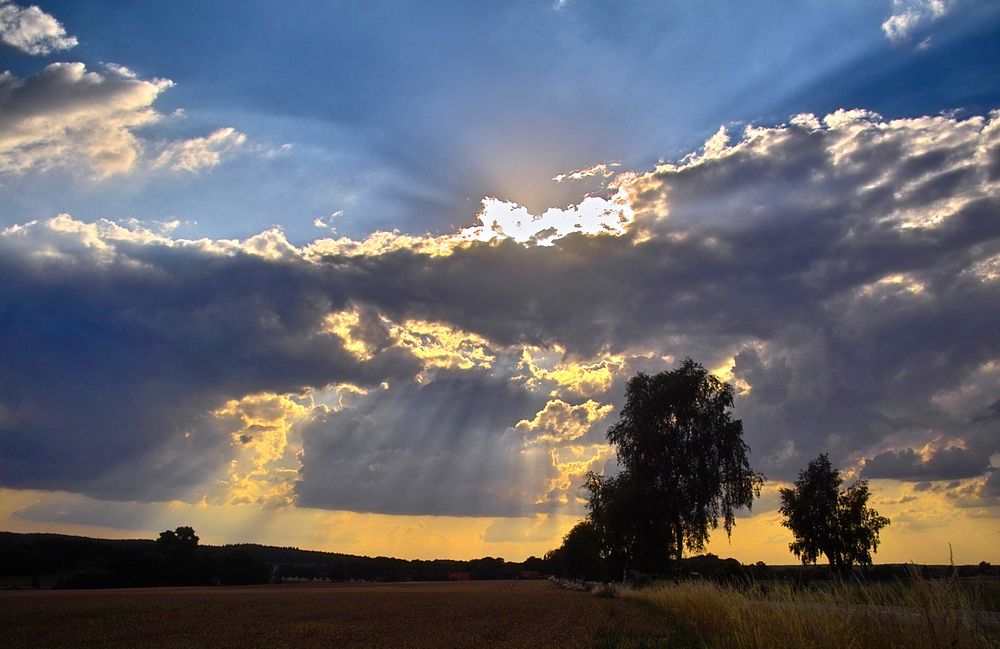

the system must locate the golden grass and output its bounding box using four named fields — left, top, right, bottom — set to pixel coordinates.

left=618, top=573, right=1000, bottom=649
